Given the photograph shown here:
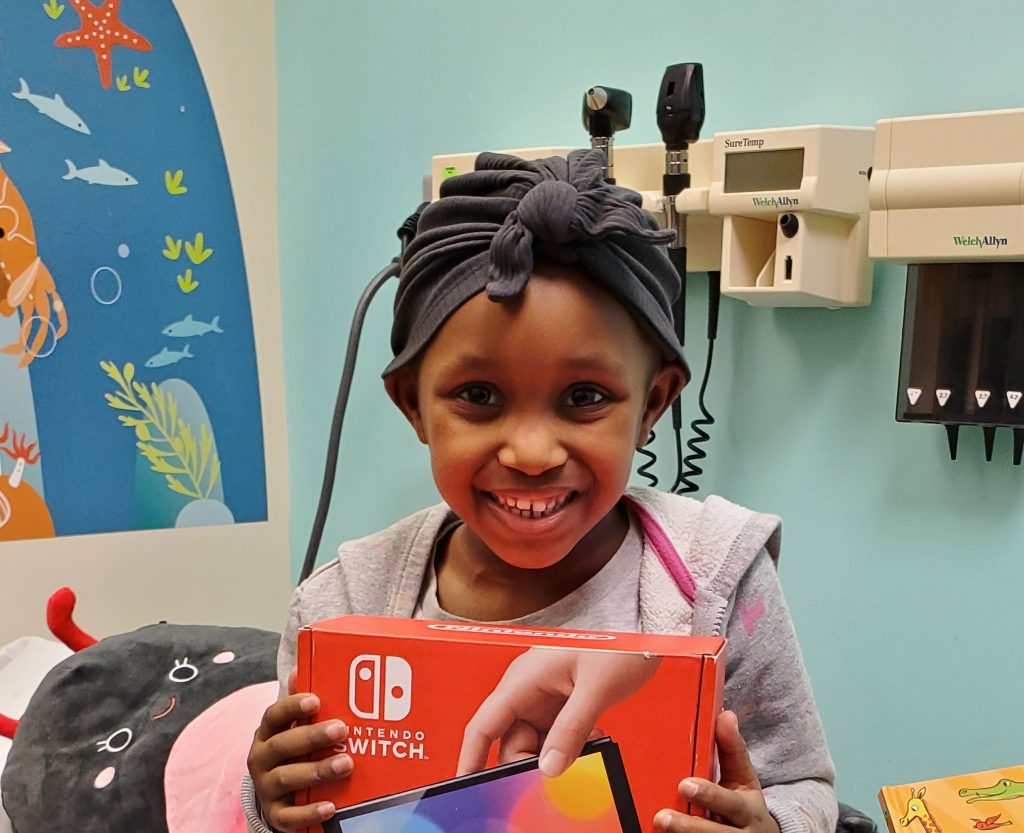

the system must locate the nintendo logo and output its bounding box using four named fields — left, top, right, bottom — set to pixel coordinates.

left=426, top=624, right=616, bottom=641
left=349, top=655, right=412, bottom=721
